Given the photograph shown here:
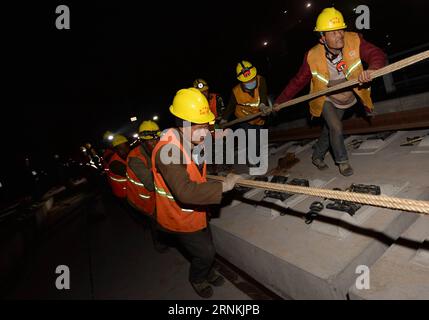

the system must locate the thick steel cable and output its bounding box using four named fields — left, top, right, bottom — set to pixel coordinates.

left=221, top=50, right=429, bottom=128
left=208, top=175, right=429, bottom=215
